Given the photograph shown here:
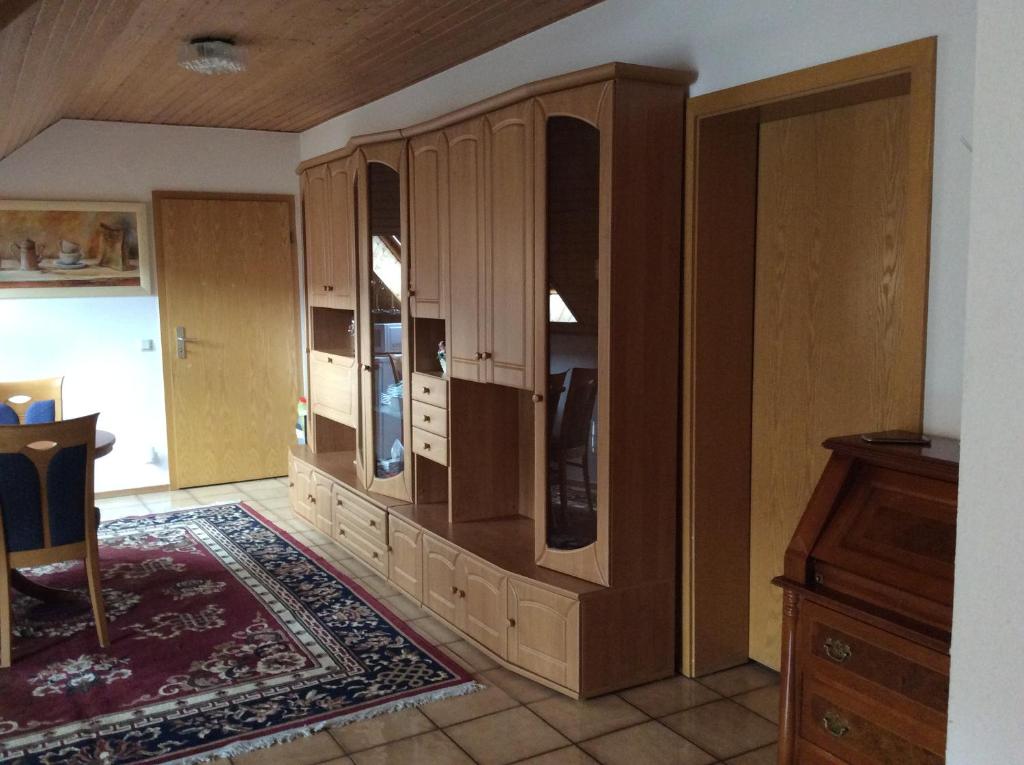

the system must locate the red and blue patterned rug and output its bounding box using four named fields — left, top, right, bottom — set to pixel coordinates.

left=0, top=503, right=477, bottom=764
